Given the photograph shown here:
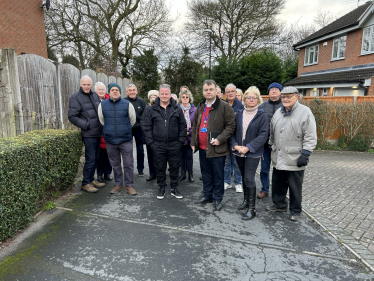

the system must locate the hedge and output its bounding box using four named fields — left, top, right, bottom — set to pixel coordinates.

left=0, top=129, right=82, bottom=241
